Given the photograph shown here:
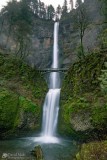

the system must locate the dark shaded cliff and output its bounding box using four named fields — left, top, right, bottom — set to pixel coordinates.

left=0, top=18, right=54, bottom=68
left=60, top=0, right=105, bottom=67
